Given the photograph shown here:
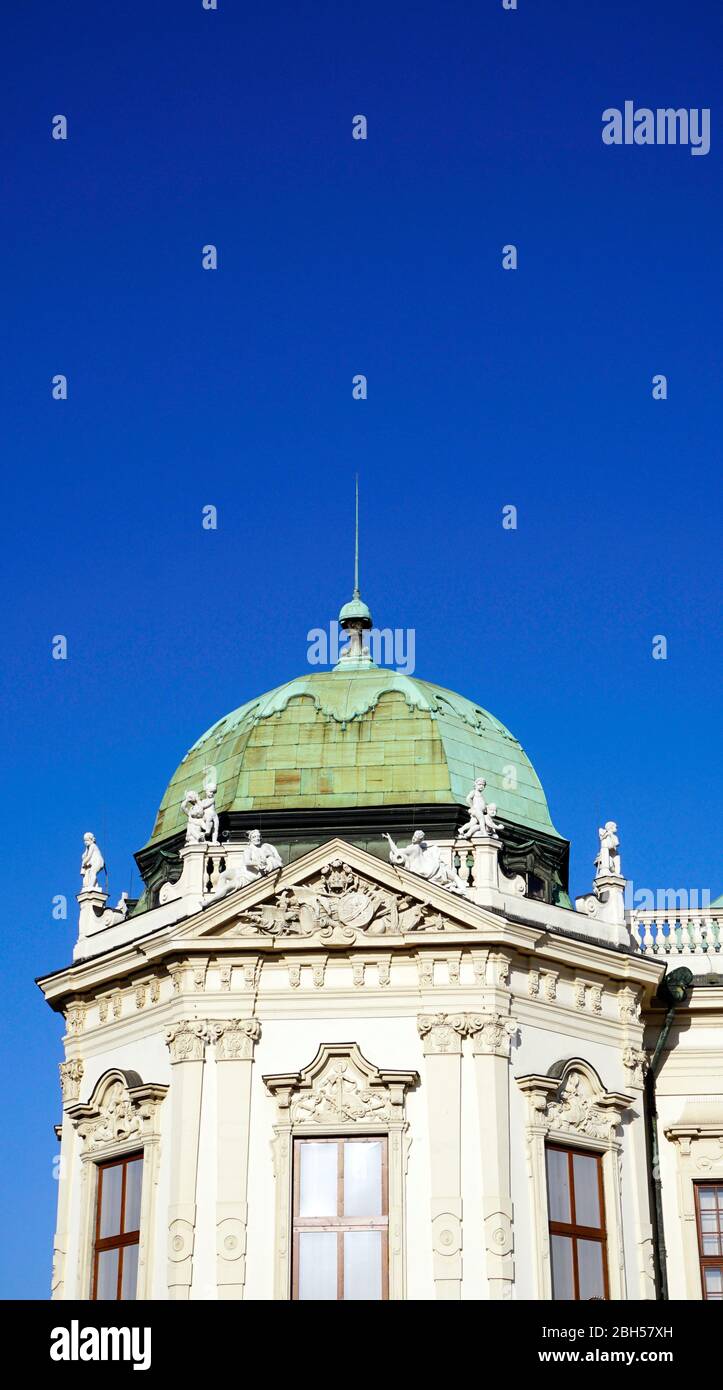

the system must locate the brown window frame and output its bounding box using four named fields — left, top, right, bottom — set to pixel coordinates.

left=546, top=1142, right=609, bottom=1301
left=694, top=1181, right=723, bottom=1300
left=91, top=1152, right=143, bottom=1301
left=291, top=1136, right=389, bottom=1300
